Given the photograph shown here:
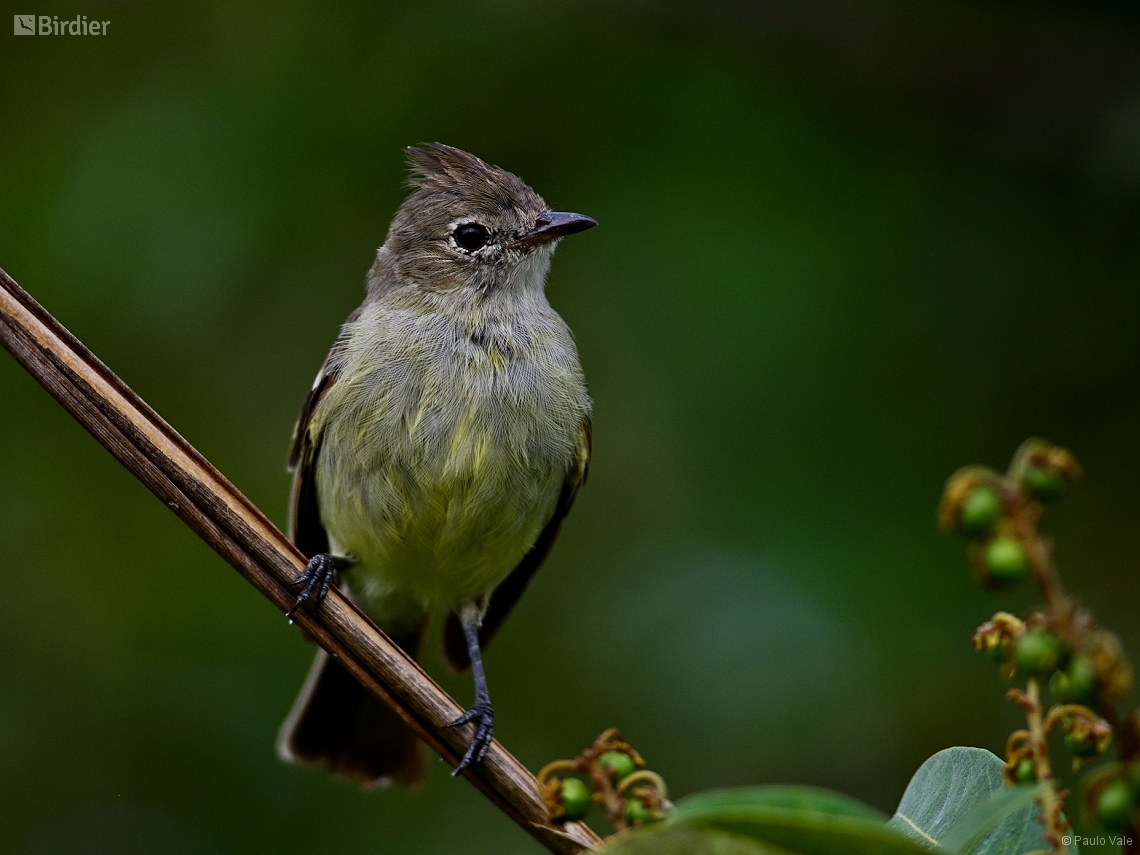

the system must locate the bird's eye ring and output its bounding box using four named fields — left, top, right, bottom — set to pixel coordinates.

left=453, top=223, right=490, bottom=251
